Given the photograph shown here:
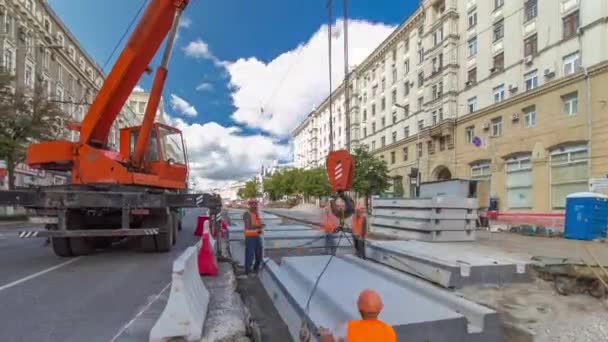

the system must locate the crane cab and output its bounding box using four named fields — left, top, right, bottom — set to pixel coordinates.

left=119, top=123, right=189, bottom=188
